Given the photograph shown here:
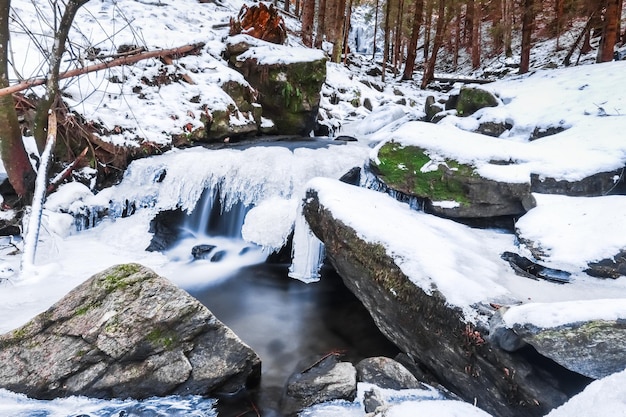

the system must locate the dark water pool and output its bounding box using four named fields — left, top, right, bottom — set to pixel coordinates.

left=190, top=262, right=400, bottom=416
